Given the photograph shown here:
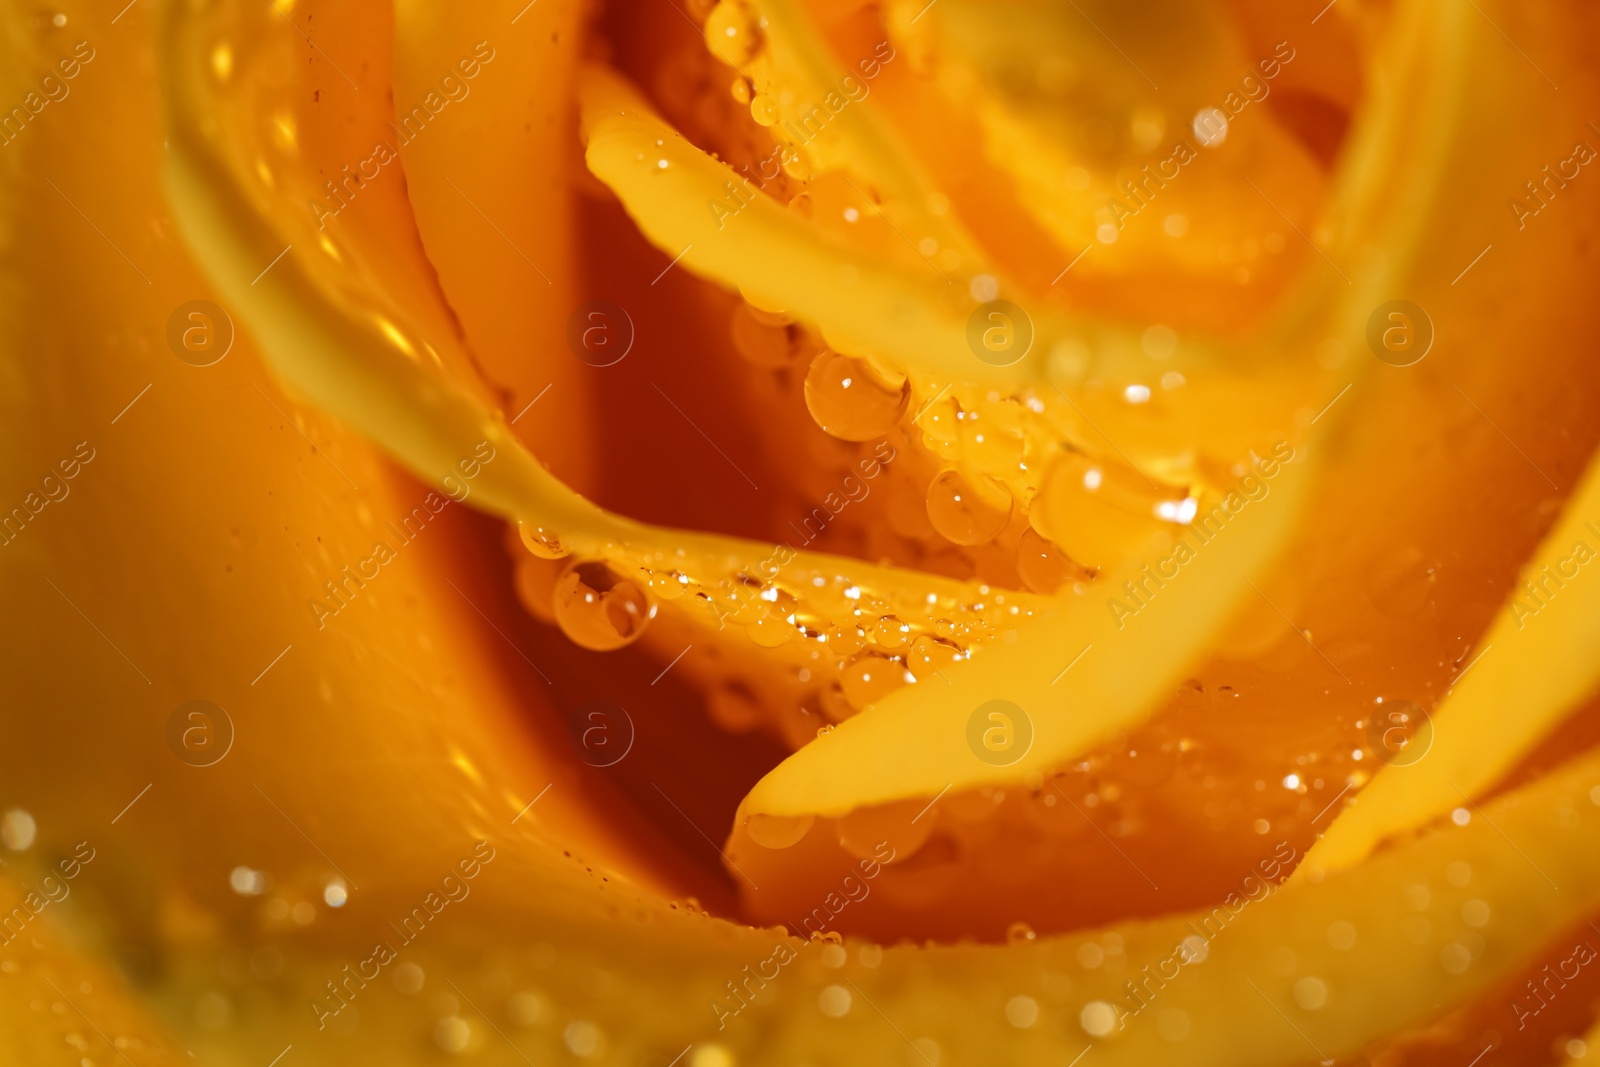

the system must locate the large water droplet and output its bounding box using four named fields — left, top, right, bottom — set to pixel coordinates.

left=926, top=469, right=1012, bottom=545
left=552, top=561, right=656, bottom=651
left=745, top=812, right=814, bottom=849
left=804, top=350, right=908, bottom=441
